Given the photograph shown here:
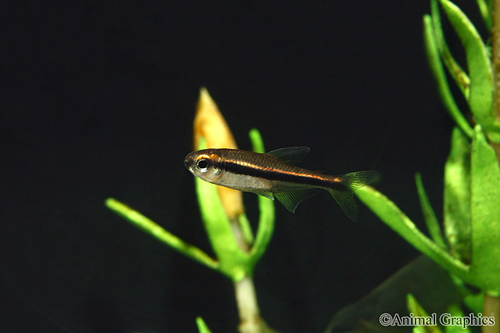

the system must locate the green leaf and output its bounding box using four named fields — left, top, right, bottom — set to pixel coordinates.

left=105, top=198, right=220, bottom=271
left=439, top=0, right=496, bottom=135
left=358, top=128, right=500, bottom=295
left=248, top=192, right=275, bottom=266
left=249, top=128, right=266, bottom=154
left=423, top=14, right=473, bottom=138
left=431, top=0, right=470, bottom=98
left=444, top=304, right=471, bottom=333
left=407, top=294, right=442, bottom=333
left=196, top=316, right=212, bottom=333
left=407, top=294, right=427, bottom=317
left=195, top=138, right=257, bottom=281
left=236, top=213, right=254, bottom=245
left=356, top=186, right=469, bottom=280
left=463, top=291, right=484, bottom=315
left=447, top=274, right=483, bottom=313
left=193, top=138, right=249, bottom=281
left=476, top=0, right=493, bottom=30
left=468, top=125, right=500, bottom=295
left=194, top=129, right=275, bottom=281
left=247, top=128, right=276, bottom=266
left=195, top=168, right=250, bottom=281
left=443, top=127, right=471, bottom=264
left=415, top=173, right=446, bottom=249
